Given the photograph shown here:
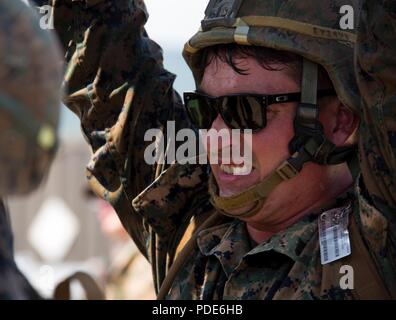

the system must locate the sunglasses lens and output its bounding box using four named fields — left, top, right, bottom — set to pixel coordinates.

left=221, top=96, right=266, bottom=131
left=185, top=95, right=216, bottom=129
left=184, top=93, right=267, bottom=131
